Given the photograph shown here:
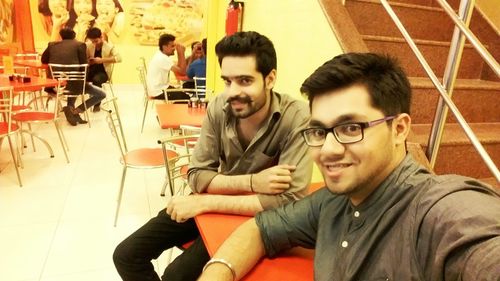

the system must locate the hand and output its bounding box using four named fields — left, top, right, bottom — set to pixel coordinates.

left=89, top=57, right=103, bottom=64
left=252, top=164, right=296, bottom=194
left=166, top=194, right=206, bottom=223
left=52, top=12, right=69, bottom=28
left=175, top=43, right=186, bottom=53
